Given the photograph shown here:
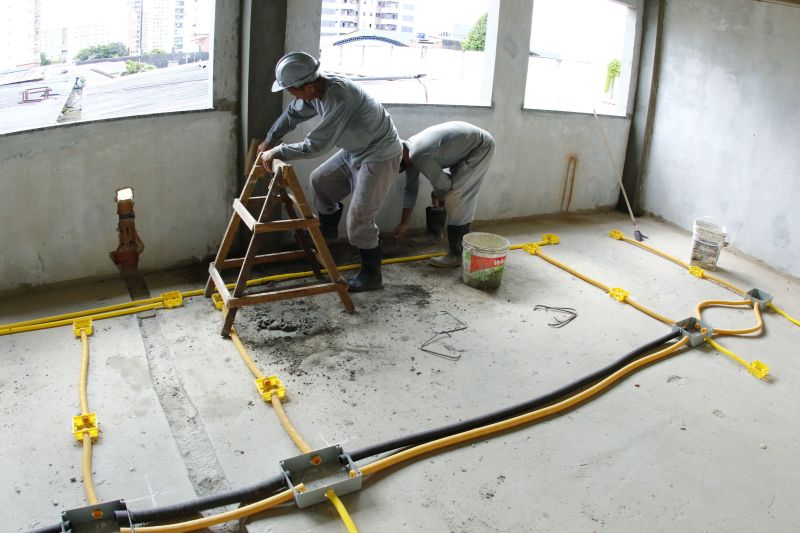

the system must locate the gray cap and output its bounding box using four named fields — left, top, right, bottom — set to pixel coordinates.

left=271, top=51, right=321, bottom=92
